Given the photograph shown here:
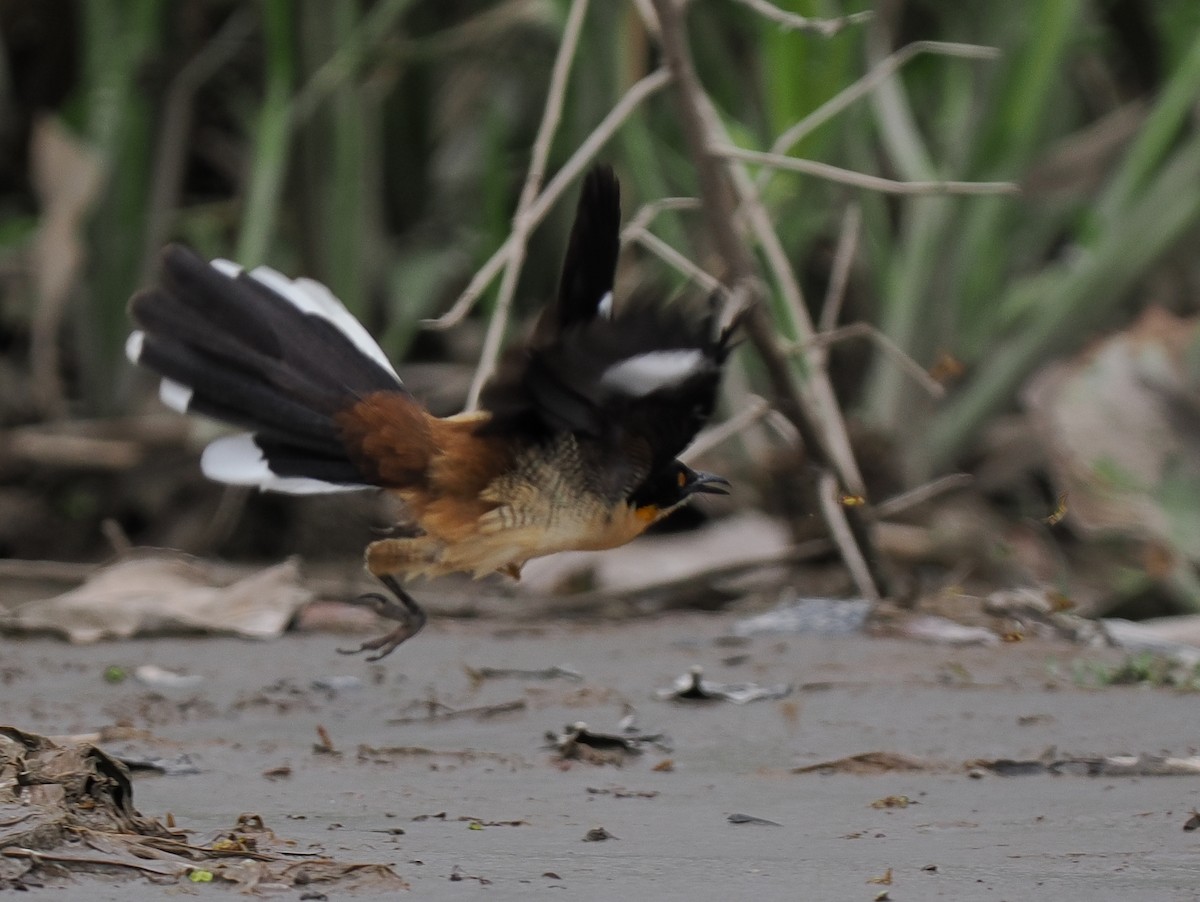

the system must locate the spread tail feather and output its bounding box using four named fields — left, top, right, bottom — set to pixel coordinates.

left=129, top=244, right=408, bottom=493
